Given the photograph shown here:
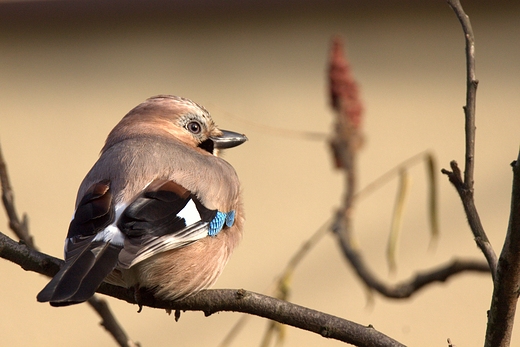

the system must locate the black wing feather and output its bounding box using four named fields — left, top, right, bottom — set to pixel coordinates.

left=67, top=179, right=113, bottom=238
left=116, top=179, right=218, bottom=268
left=37, top=181, right=119, bottom=306
left=50, top=243, right=122, bottom=306
left=118, top=180, right=217, bottom=240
